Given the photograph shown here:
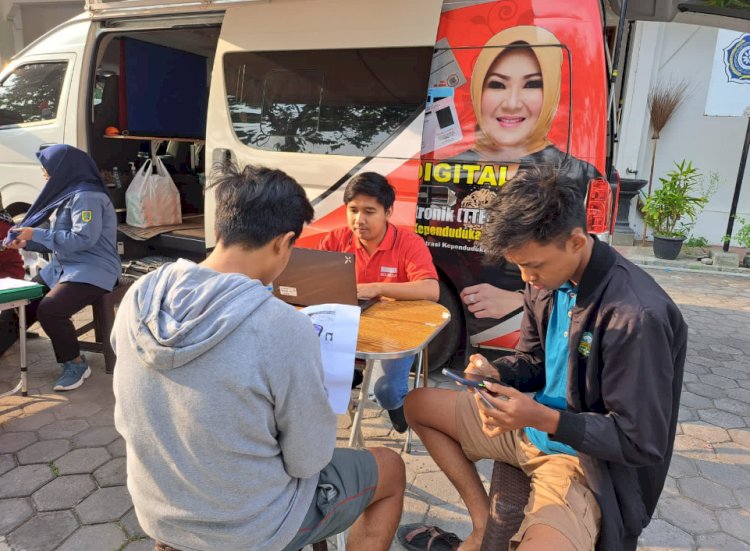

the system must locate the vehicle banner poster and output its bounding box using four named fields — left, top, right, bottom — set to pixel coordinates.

left=417, top=0, right=606, bottom=276
left=705, top=29, right=750, bottom=117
